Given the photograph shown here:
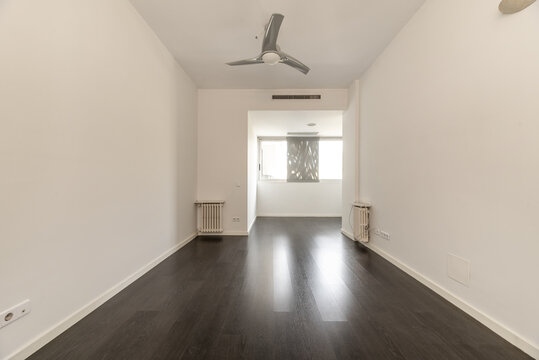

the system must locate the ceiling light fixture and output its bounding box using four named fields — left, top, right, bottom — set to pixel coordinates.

left=262, top=52, right=281, bottom=65
left=307, top=123, right=317, bottom=127
left=499, top=0, right=536, bottom=14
